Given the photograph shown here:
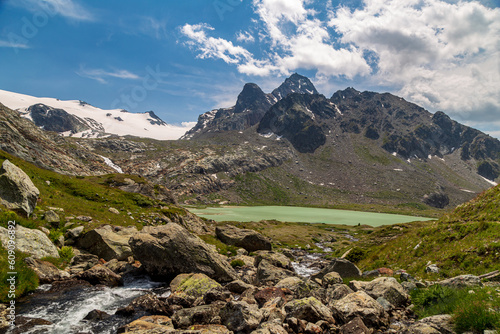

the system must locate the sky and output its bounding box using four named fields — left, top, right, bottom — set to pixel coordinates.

left=0, top=0, right=499, bottom=138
